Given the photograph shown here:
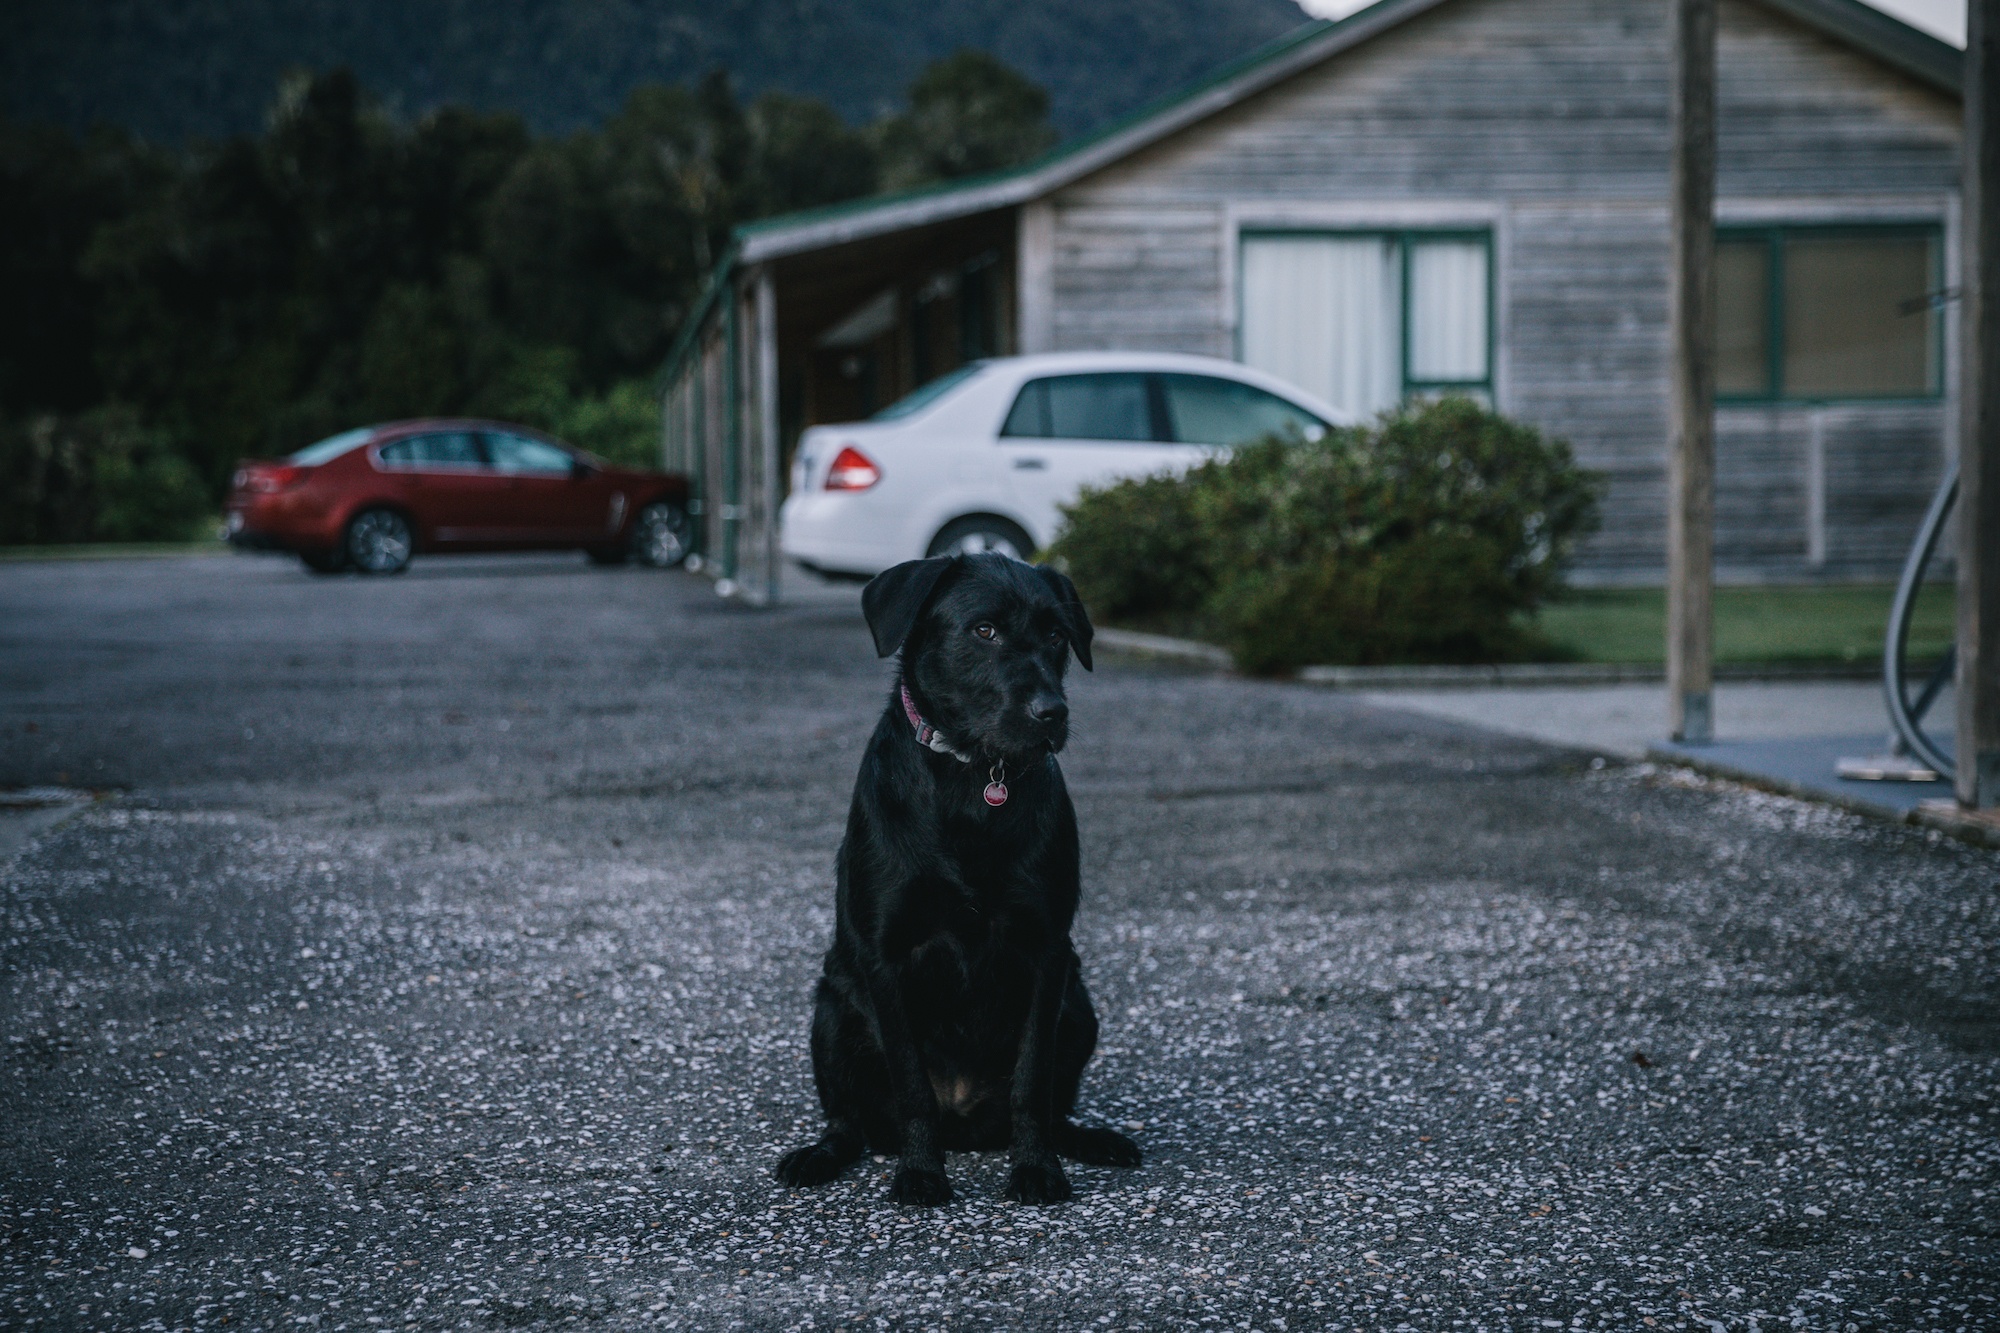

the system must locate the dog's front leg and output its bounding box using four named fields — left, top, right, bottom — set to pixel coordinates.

left=860, top=962, right=953, bottom=1206
left=1005, top=948, right=1074, bottom=1205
